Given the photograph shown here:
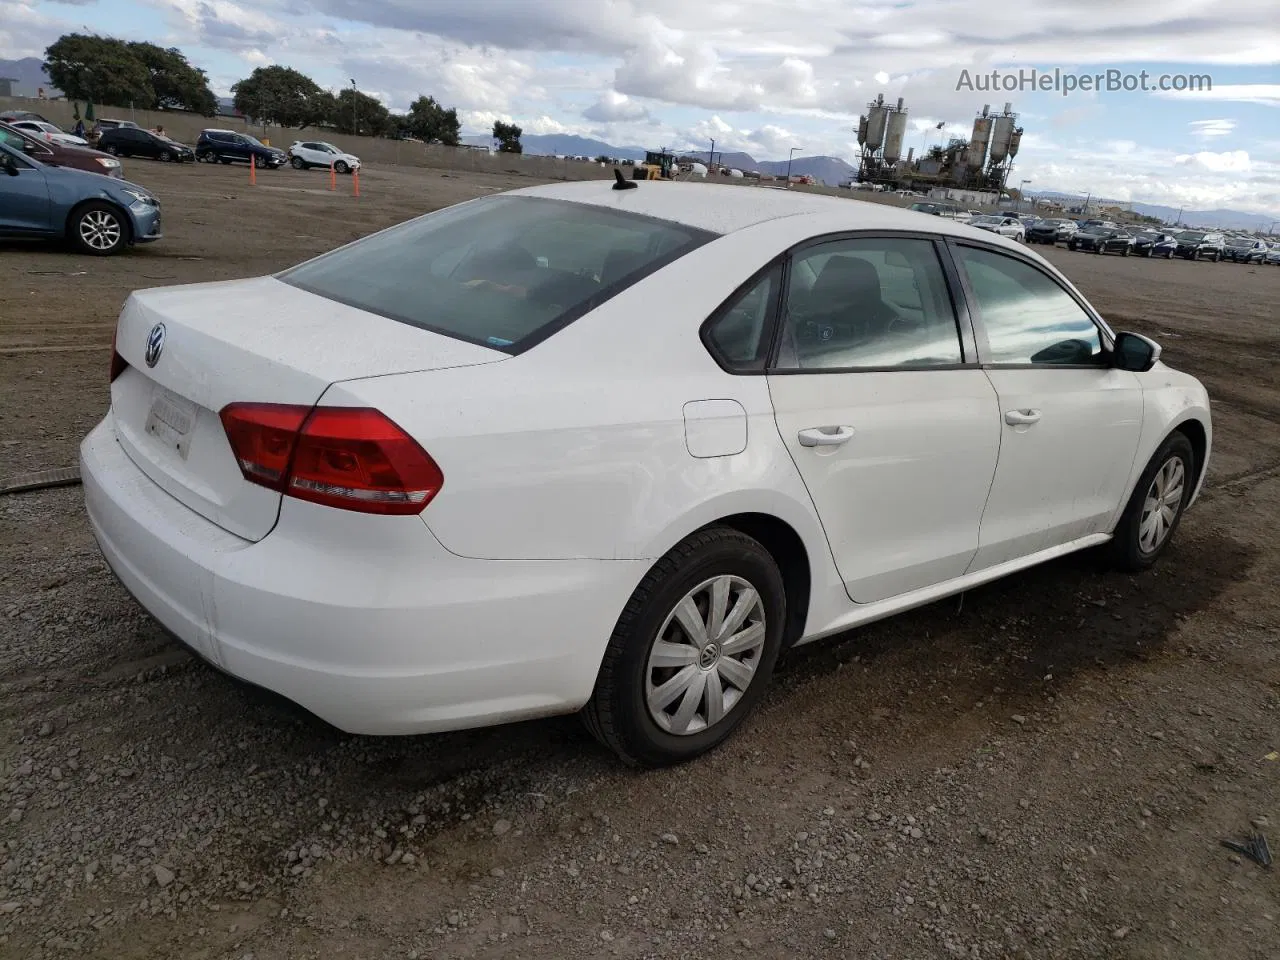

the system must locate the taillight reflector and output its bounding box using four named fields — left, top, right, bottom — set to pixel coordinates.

left=219, top=403, right=443, bottom=515
left=110, top=327, right=127, bottom=383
